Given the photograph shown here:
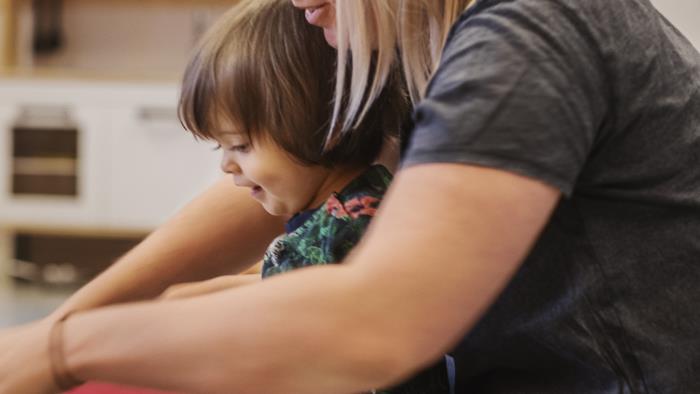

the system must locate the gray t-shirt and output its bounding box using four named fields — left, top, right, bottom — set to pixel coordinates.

left=402, top=0, right=700, bottom=392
